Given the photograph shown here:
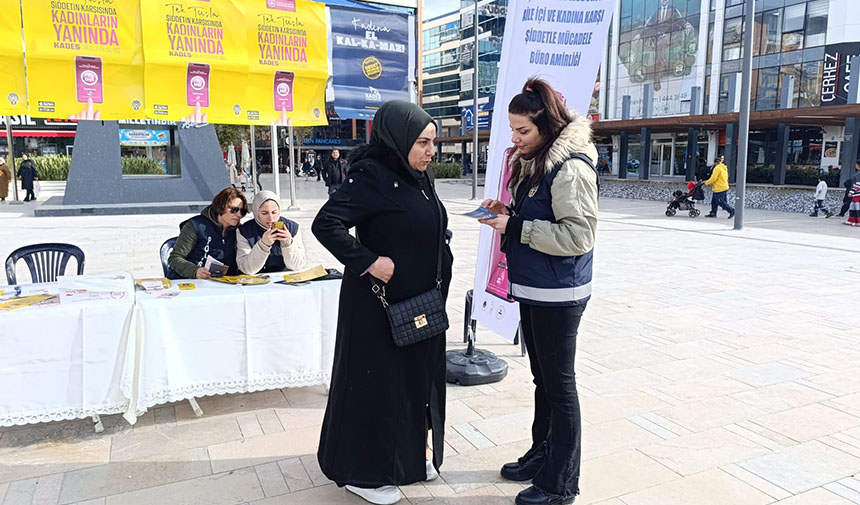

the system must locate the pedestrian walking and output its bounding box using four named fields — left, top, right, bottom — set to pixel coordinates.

left=845, top=179, right=860, bottom=227
left=18, top=154, right=38, bottom=202
left=0, top=157, right=12, bottom=203
left=838, top=163, right=858, bottom=218
left=323, top=149, right=348, bottom=197
left=704, top=154, right=734, bottom=218
left=312, top=101, right=453, bottom=505
left=811, top=175, right=834, bottom=217
left=478, top=77, right=599, bottom=505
